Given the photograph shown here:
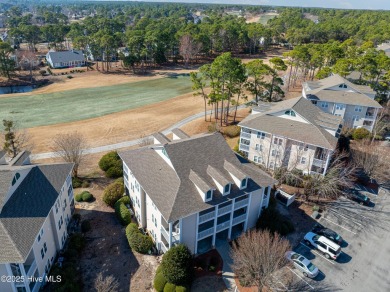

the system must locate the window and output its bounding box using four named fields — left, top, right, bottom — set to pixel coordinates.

left=353, top=115, right=360, bottom=122
left=338, top=83, right=347, bottom=88
left=355, top=106, right=363, bottom=112
left=241, top=179, right=247, bottom=188
left=44, top=242, right=47, bottom=253
left=257, top=132, right=266, bottom=139
left=335, top=103, right=344, bottom=110
left=271, top=150, right=276, bottom=157
left=206, top=190, right=212, bottom=200
left=152, top=214, right=154, bottom=223
left=255, top=144, right=260, bottom=151
left=321, top=102, right=328, bottom=108
left=162, top=148, right=168, bottom=157
left=304, top=145, right=309, bottom=152
left=11, top=173, right=21, bottom=186
left=269, top=162, right=275, bottom=169
left=41, top=248, right=44, bottom=259
left=254, top=156, right=262, bottom=163
left=301, top=157, right=306, bottom=164
left=273, top=137, right=283, bottom=145
left=224, top=184, right=230, bottom=194
left=284, top=110, right=296, bottom=117
left=311, top=100, right=317, bottom=105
